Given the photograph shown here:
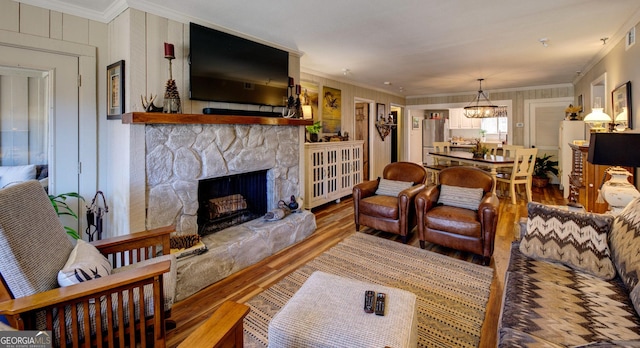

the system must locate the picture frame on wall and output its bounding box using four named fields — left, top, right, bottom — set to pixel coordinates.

left=612, top=81, right=632, bottom=130
left=376, top=103, right=386, bottom=122
left=412, top=117, right=420, bottom=129
left=107, top=60, right=125, bottom=120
